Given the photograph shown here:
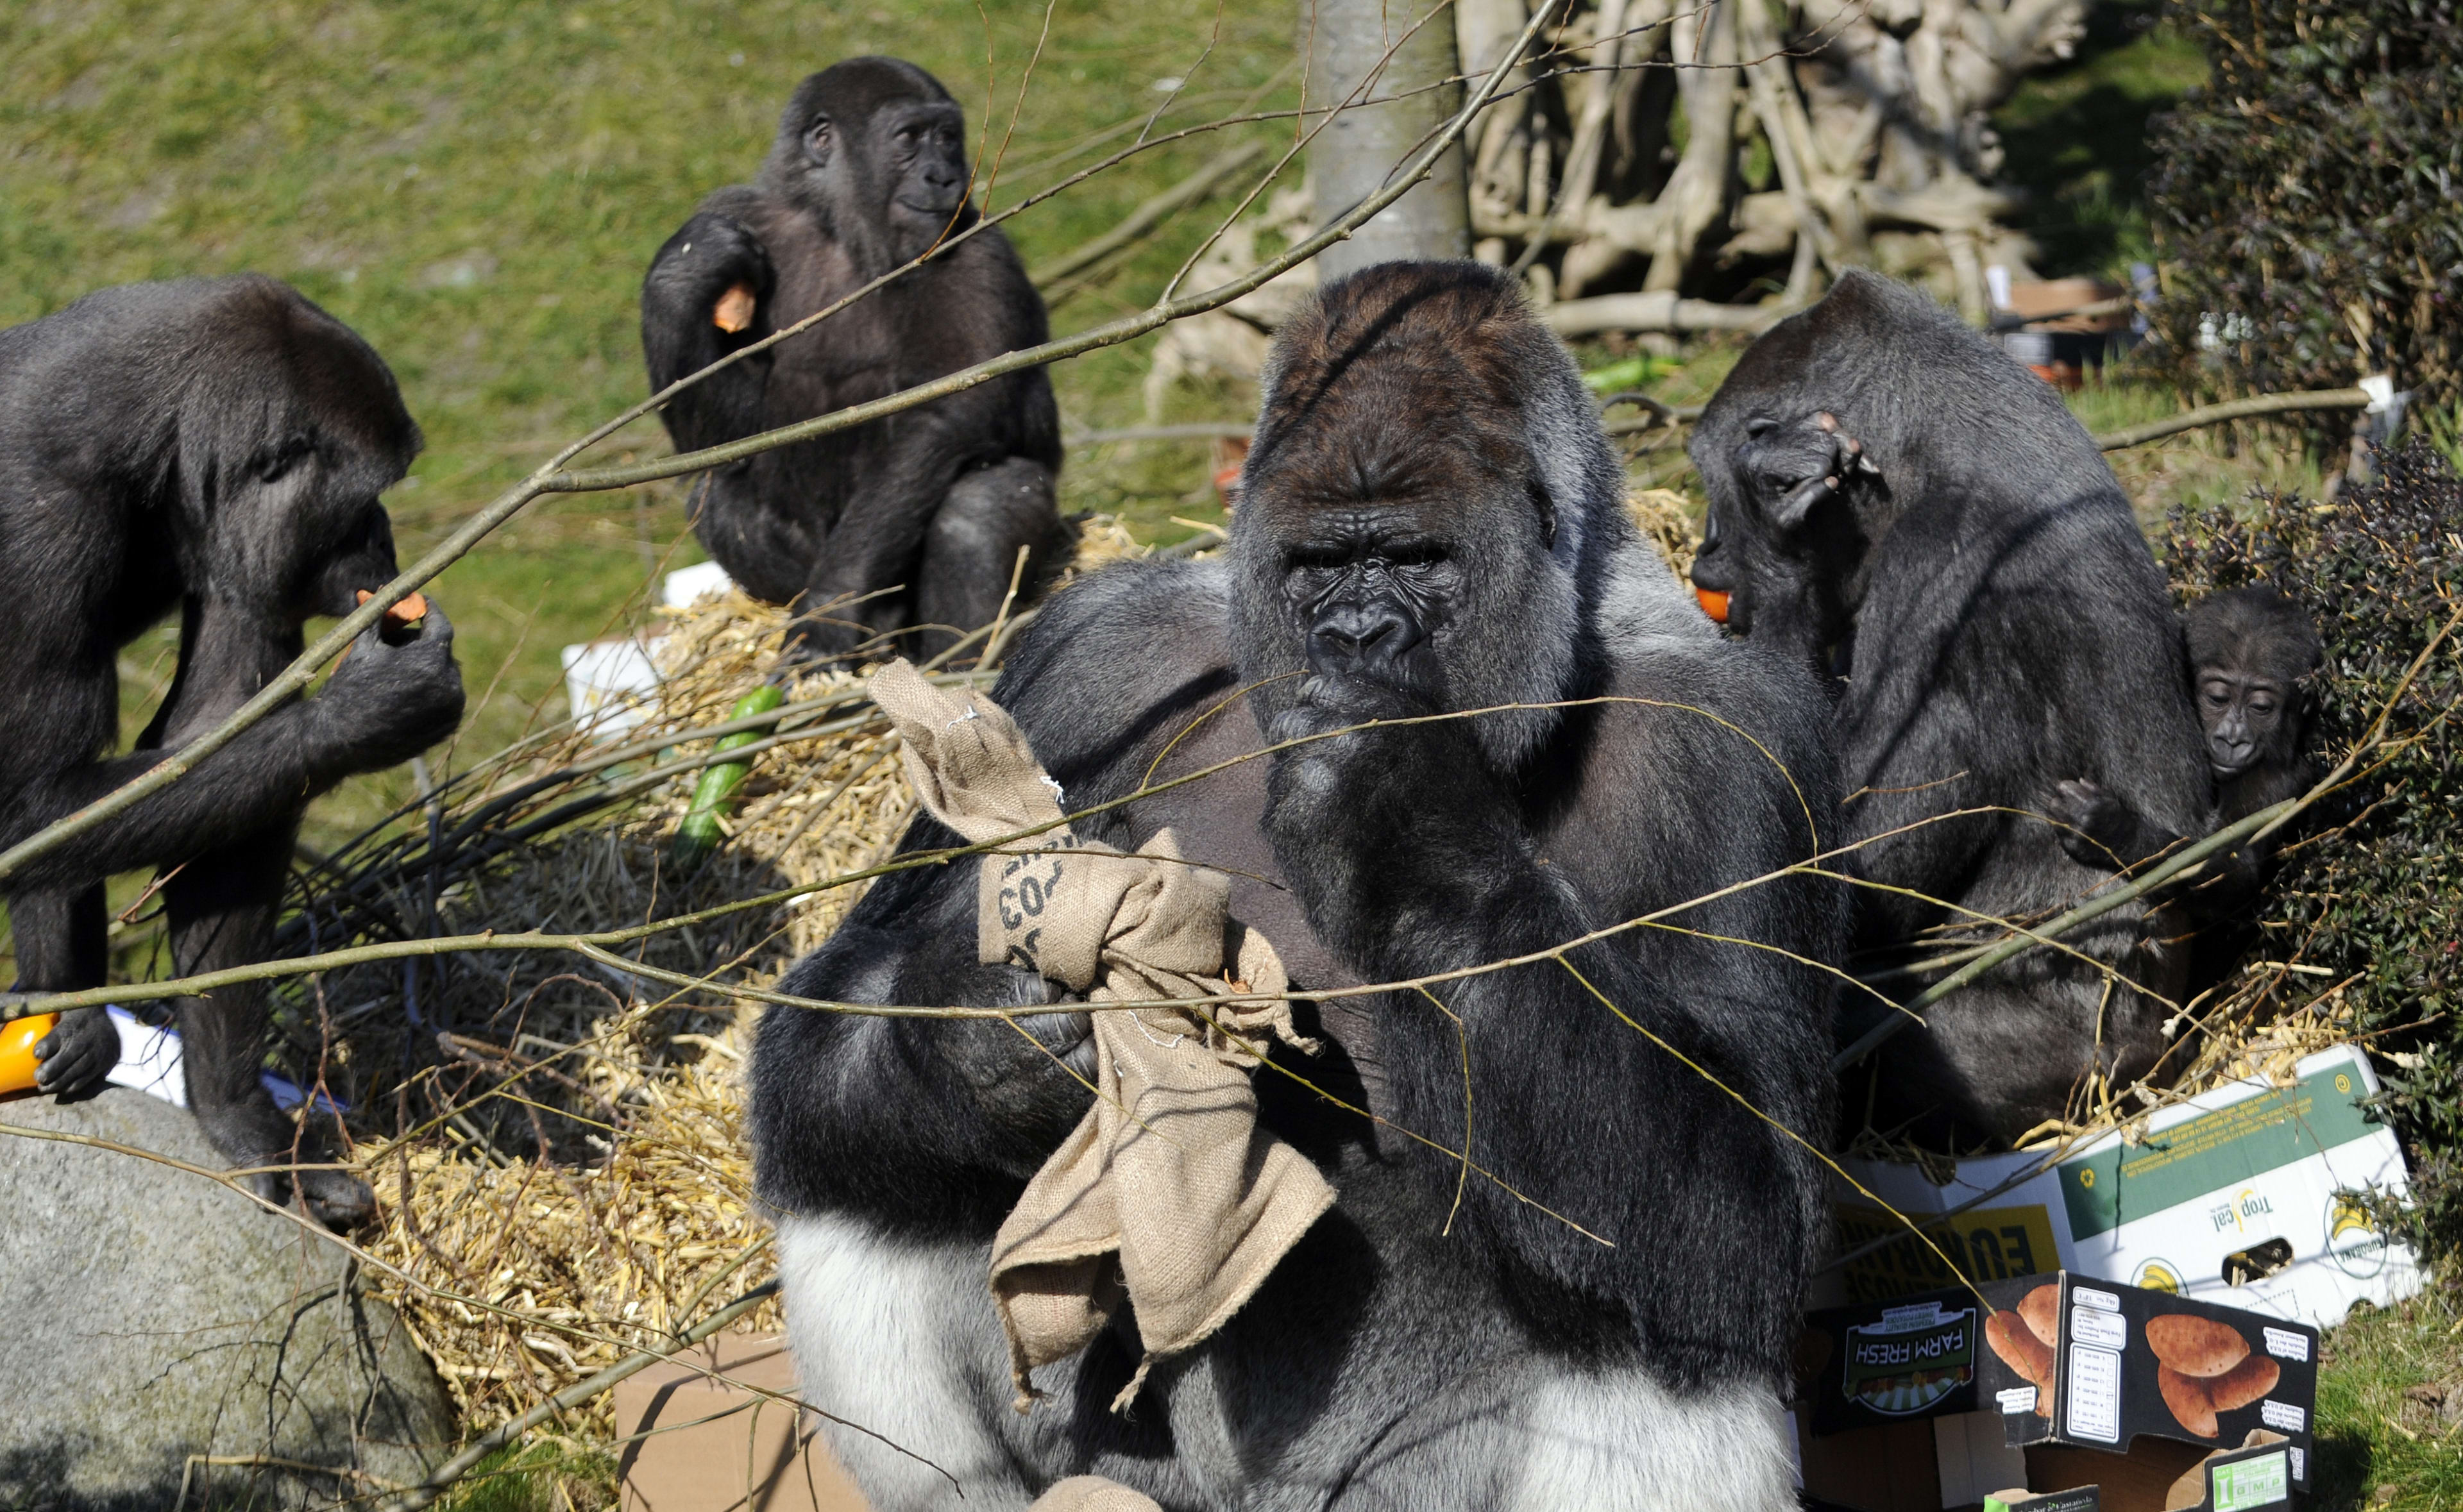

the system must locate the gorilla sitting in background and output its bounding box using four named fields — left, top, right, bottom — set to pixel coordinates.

left=0, top=275, right=465, bottom=1225
left=641, top=57, right=1070, bottom=665
left=1688, top=269, right=2212, bottom=1147
left=2051, top=586, right=2320, bottom=937
left=750, top=261, right=1845, bottom=1508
